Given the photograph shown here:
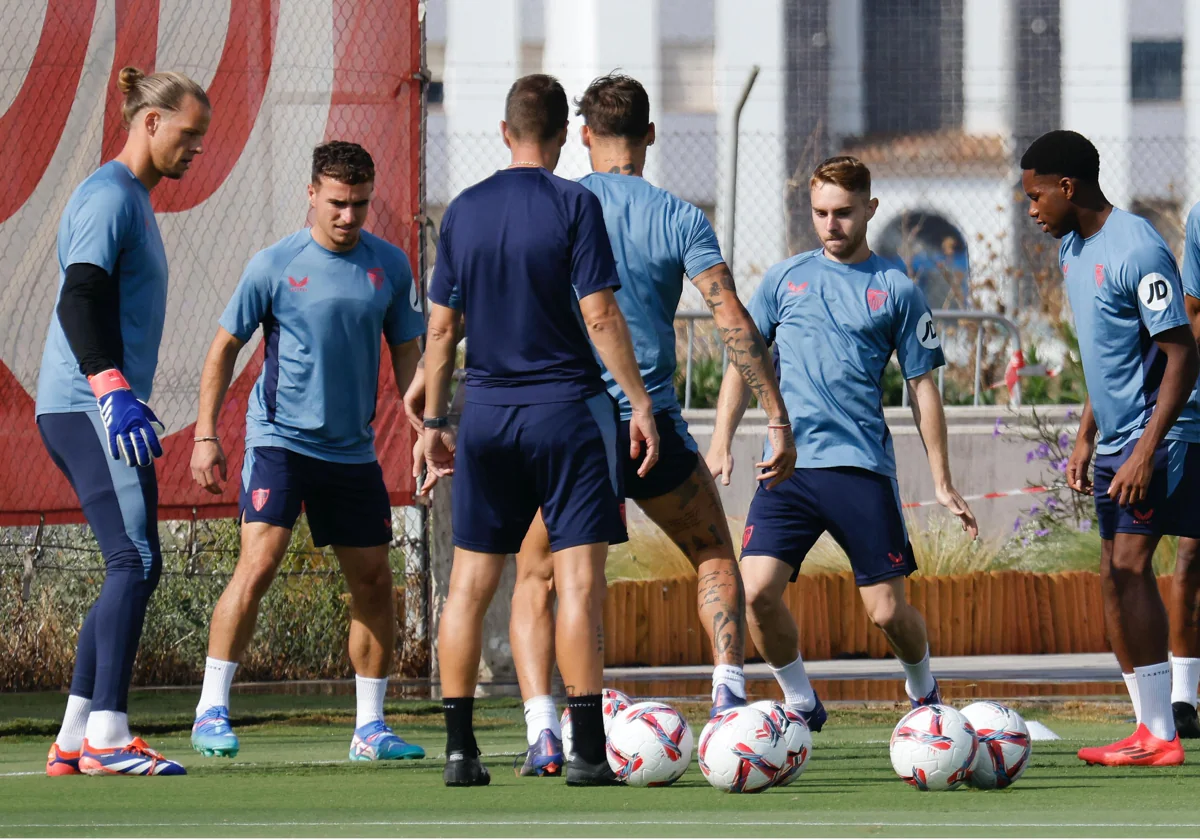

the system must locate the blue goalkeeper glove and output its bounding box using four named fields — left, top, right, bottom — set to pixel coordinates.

left=89, top=369, right=166, bottom=468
